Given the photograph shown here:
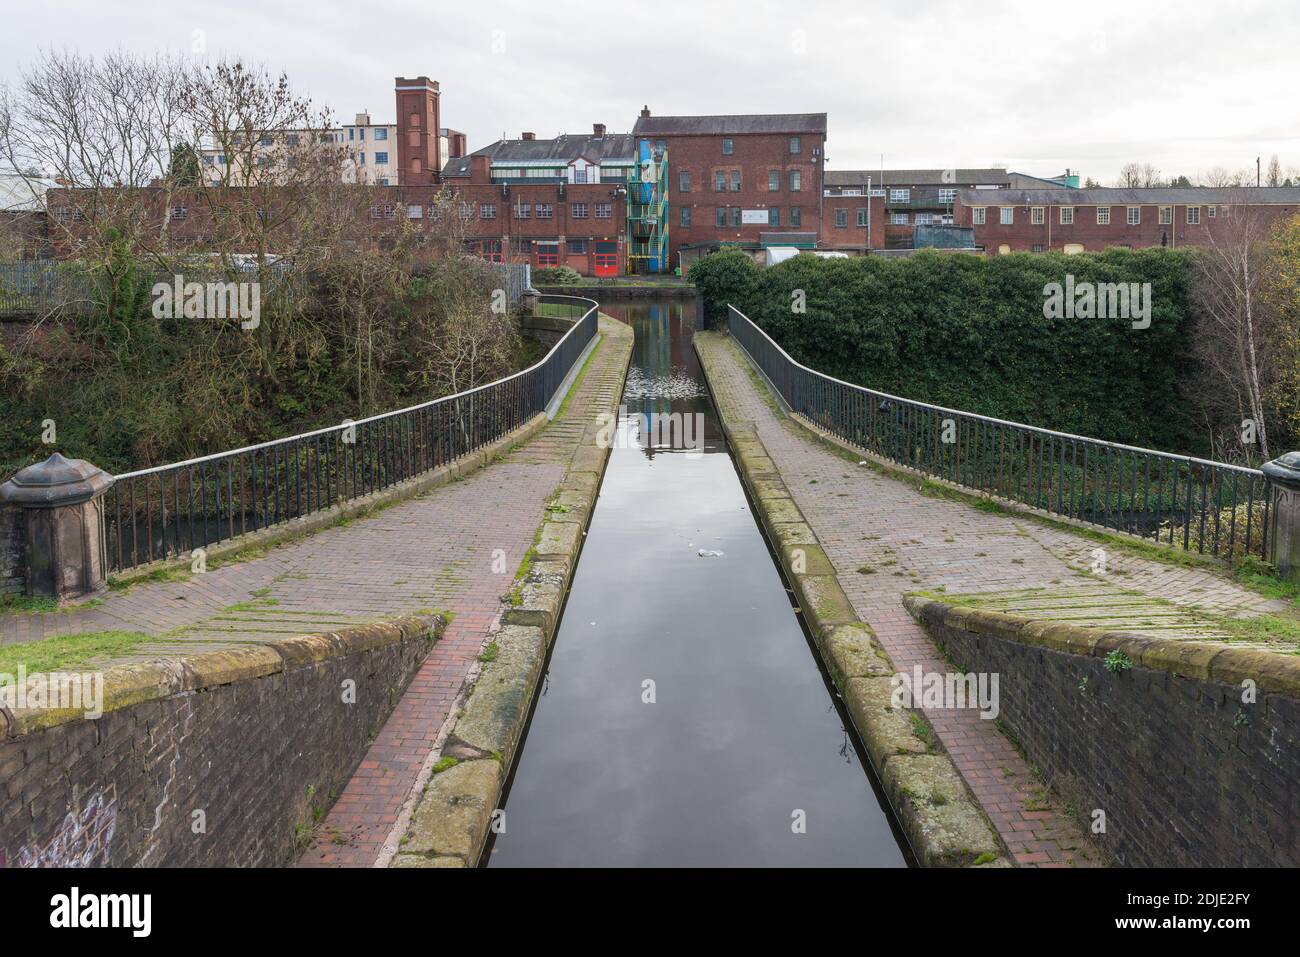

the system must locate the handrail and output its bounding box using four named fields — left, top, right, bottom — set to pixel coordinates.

left=103, top=294, right=598, bottom=571
left=727, top=304, right=1269, bottom=560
